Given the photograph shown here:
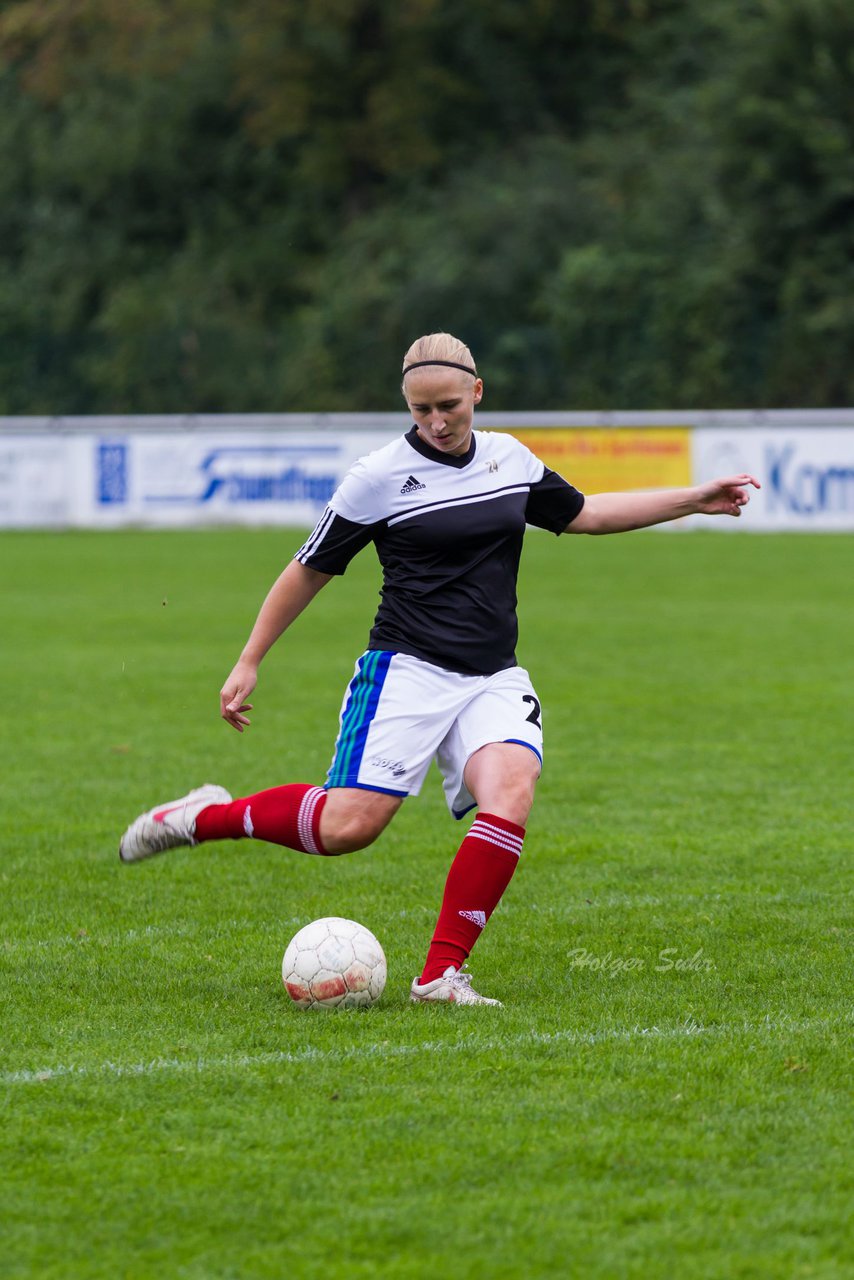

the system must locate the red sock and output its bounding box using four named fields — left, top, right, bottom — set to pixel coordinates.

left=194, top=784, right=329, bottom=855
left=419, top=812, right=525, bottom=984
